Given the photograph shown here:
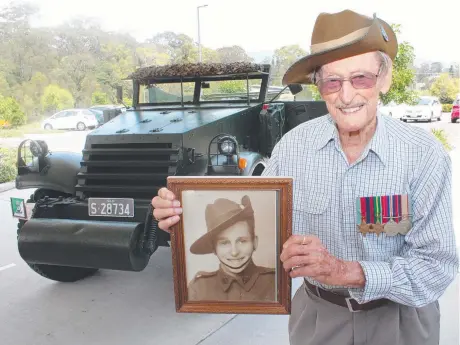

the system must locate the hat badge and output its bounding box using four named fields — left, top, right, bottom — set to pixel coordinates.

left=380, top=24, right=389, bottom=42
